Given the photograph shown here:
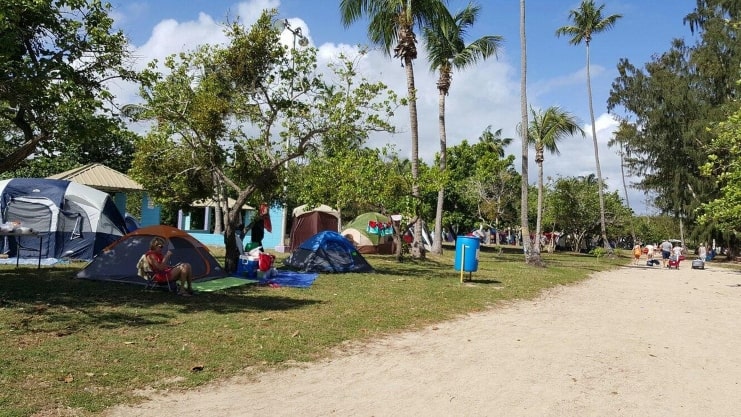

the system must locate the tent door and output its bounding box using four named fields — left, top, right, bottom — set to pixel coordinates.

left=3, top=197, right=55, bottom=258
